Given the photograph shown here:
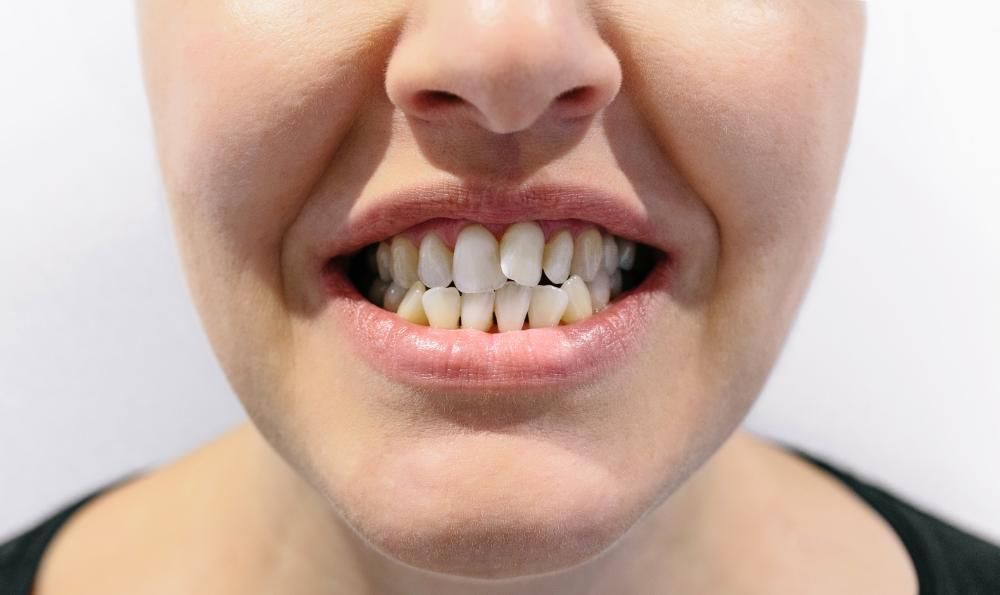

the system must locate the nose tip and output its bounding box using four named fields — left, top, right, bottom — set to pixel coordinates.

left=385, top=2, right=622, bottom=134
